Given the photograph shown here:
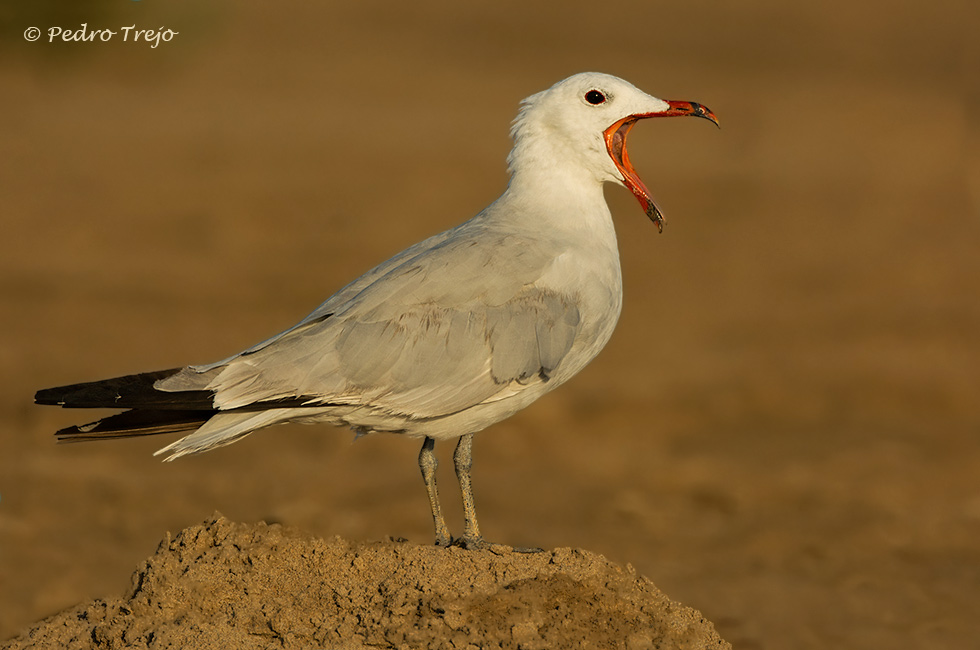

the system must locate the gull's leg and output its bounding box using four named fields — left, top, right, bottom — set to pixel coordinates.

left=454, top=434, right=544, bottom=554
left=453, top=433, right=487, bottom=549
left=419, top=436, right=451, bottom=547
